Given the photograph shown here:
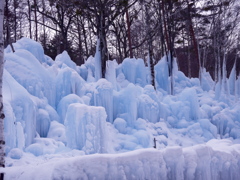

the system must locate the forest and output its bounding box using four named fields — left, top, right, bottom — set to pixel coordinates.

left=4, top=0, right=240, bottom=81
